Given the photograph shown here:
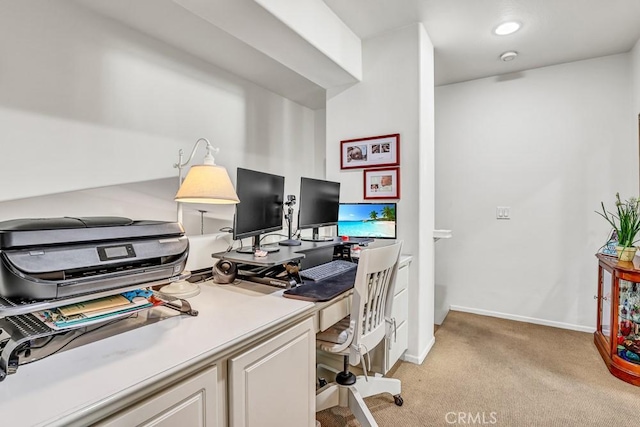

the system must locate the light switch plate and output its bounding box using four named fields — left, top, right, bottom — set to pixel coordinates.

left=496, top=206, right=511, bottom=219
